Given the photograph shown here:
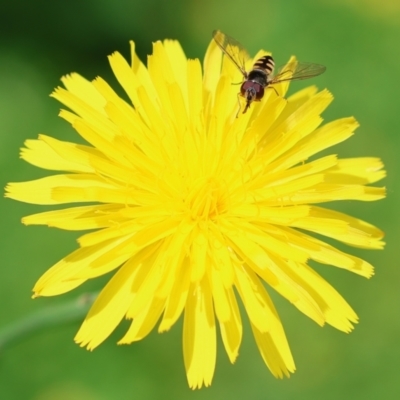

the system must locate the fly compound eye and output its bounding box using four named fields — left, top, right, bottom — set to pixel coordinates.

left=241, top=81, right=256, bottom=97
left=255, top=84, right=264, bottom=100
